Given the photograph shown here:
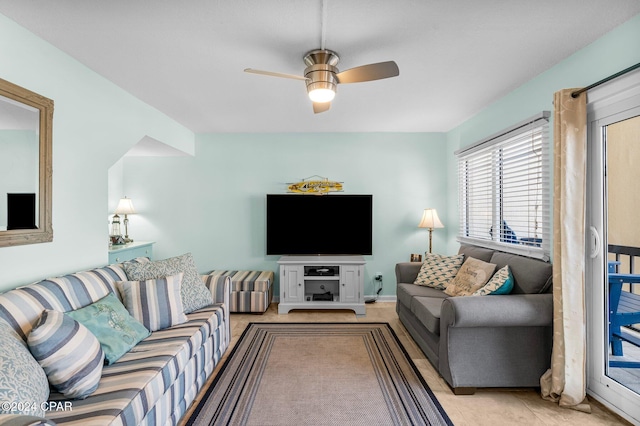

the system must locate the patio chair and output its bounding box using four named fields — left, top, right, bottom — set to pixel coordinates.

left=608, top=271, right=640, bottom=368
